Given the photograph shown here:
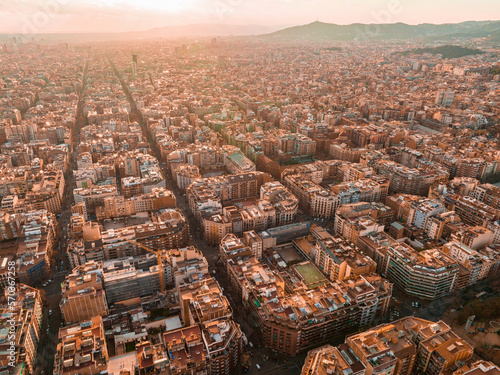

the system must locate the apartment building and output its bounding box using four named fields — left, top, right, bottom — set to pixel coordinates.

left=407, top=199, right=446, bottom=230
left=310, top=190, right=340, bottom=219
left=380, top=245, right=459, bottom=300
left=173, top=163, right=201, bottom=190
left=376, top=160, right=447, bottom=196
left=67, top=209, right=189, bottom=267
left=330, top=143, right=368, bottom=163
left=451, top=361, right=500, bottom=374
left=243, top=230, right=263, bottom=259
left=416, top=329, right=473, bottom=374
left=202, top=319, right=243, bottom=375
left=284, top=174, right=333, bottom=215
left=219, top=234, right=392, bottom=355
left=222, top=145, right=256, bottom=174
left=335, top=203, right=386, bottom=243
left=197, top=182, right=290, bottom=245
left=346, top=317, right=472, bottom=375
left=167, top=144, right=224, bottom=171
left=73, top=185, right=118, bottom=216
left=301, top=344, right=366, bottom=375
left=342, top=163, right=375, bottom=182
left=100, top=187, right=176, bottom=219
left=330, top=177, right=390, bottom=206
left=60, top=268, right=108, bottom=324
left=177, top=273, right=232, bottom=327
left=446, top=195, right=500, bottom=227
left=425, top=211, right=462, bottom=240
left=385, top=194, right=422, bottom=222
left=470, top=183, right=500, bottom=210
left=102, top=256, right=165, bottom=304
left=442, top=241, right=493, bottom=288
left=53, top=316, right=109, bottom=375
left=122, top=166, right=166, bottom=198
left=163, top=326, right=209, bottom=375
left=451, top=226, right=494, bottom=250
left=0, top=284, right=42, bottom=374
left=310, top=226, right=377, bottom=282
left=186, top=172, right=272, bottom=221
left=260, top=181, right=299, bottom=225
